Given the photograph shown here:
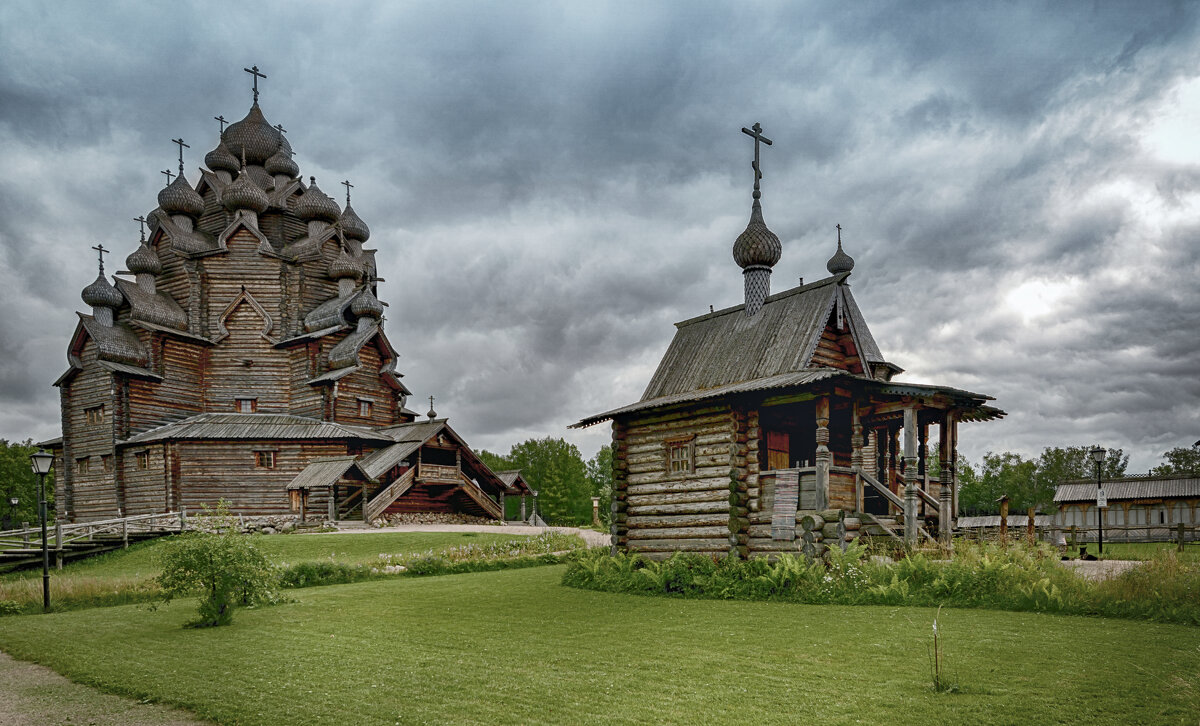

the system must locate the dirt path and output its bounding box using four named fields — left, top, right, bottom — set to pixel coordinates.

left=0, top=651, right=209, bottom=726
left=1057, top=558, right=1146, bottom=580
